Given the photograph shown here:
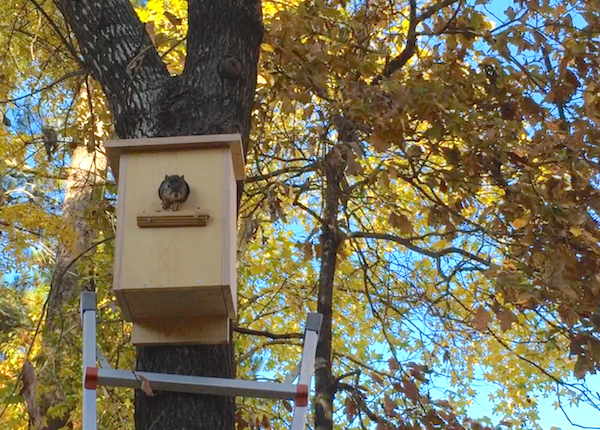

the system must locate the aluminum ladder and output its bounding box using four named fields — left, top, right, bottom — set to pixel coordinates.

left=81, top=291, right=321, bottom=430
